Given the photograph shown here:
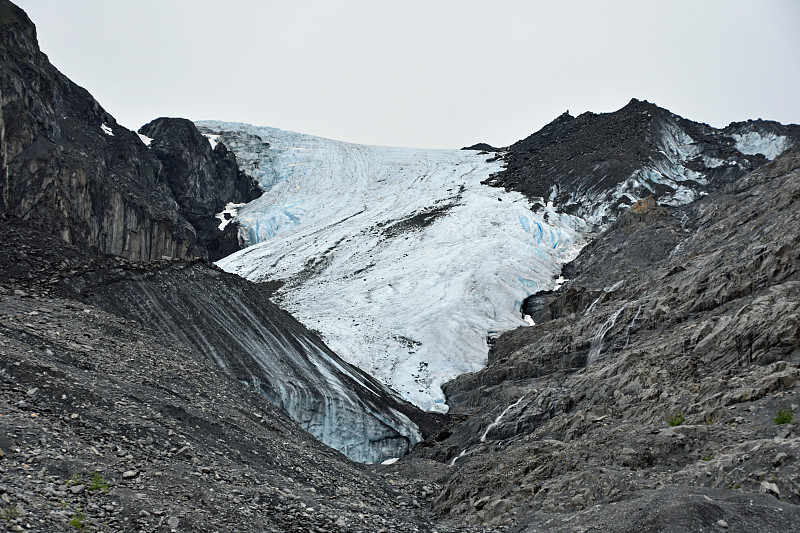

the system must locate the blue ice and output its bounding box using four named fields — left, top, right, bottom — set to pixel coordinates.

left=519, top=214, right=530, bottom=233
